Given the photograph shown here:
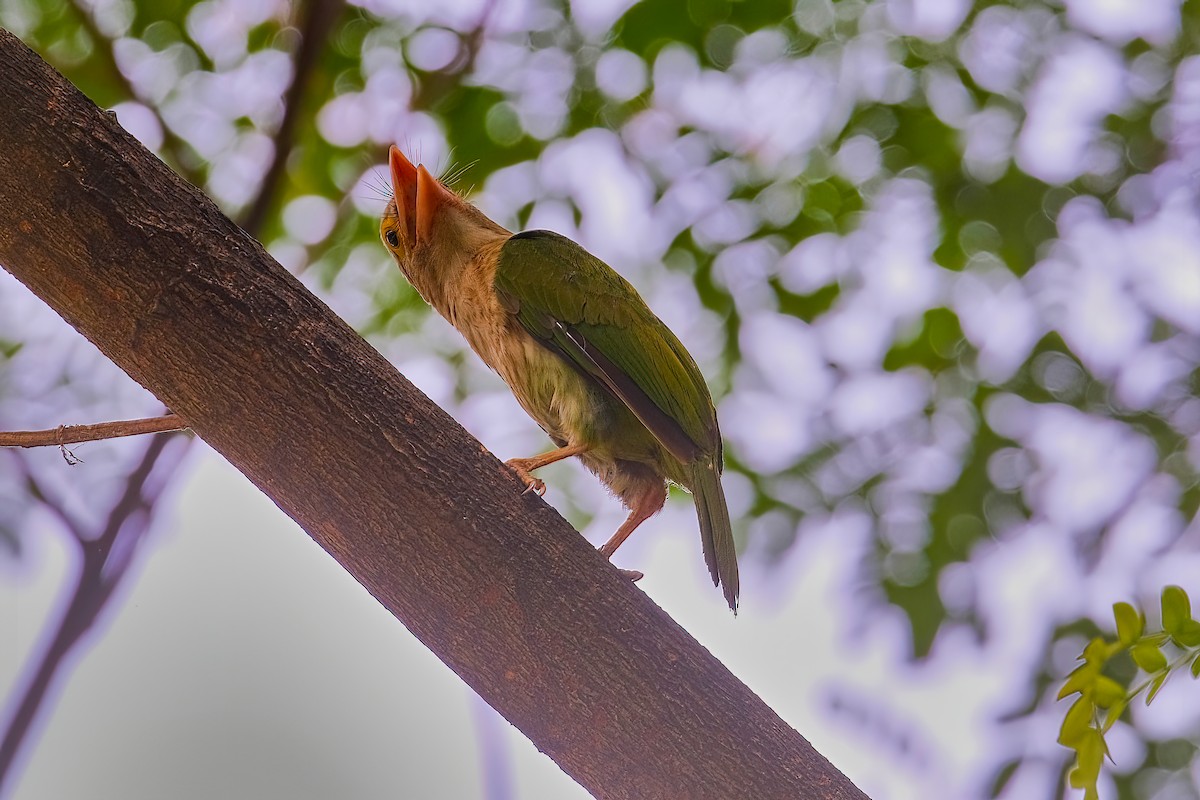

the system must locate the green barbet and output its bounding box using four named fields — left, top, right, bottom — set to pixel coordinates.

left=380, top=146, right=739, bottom=612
